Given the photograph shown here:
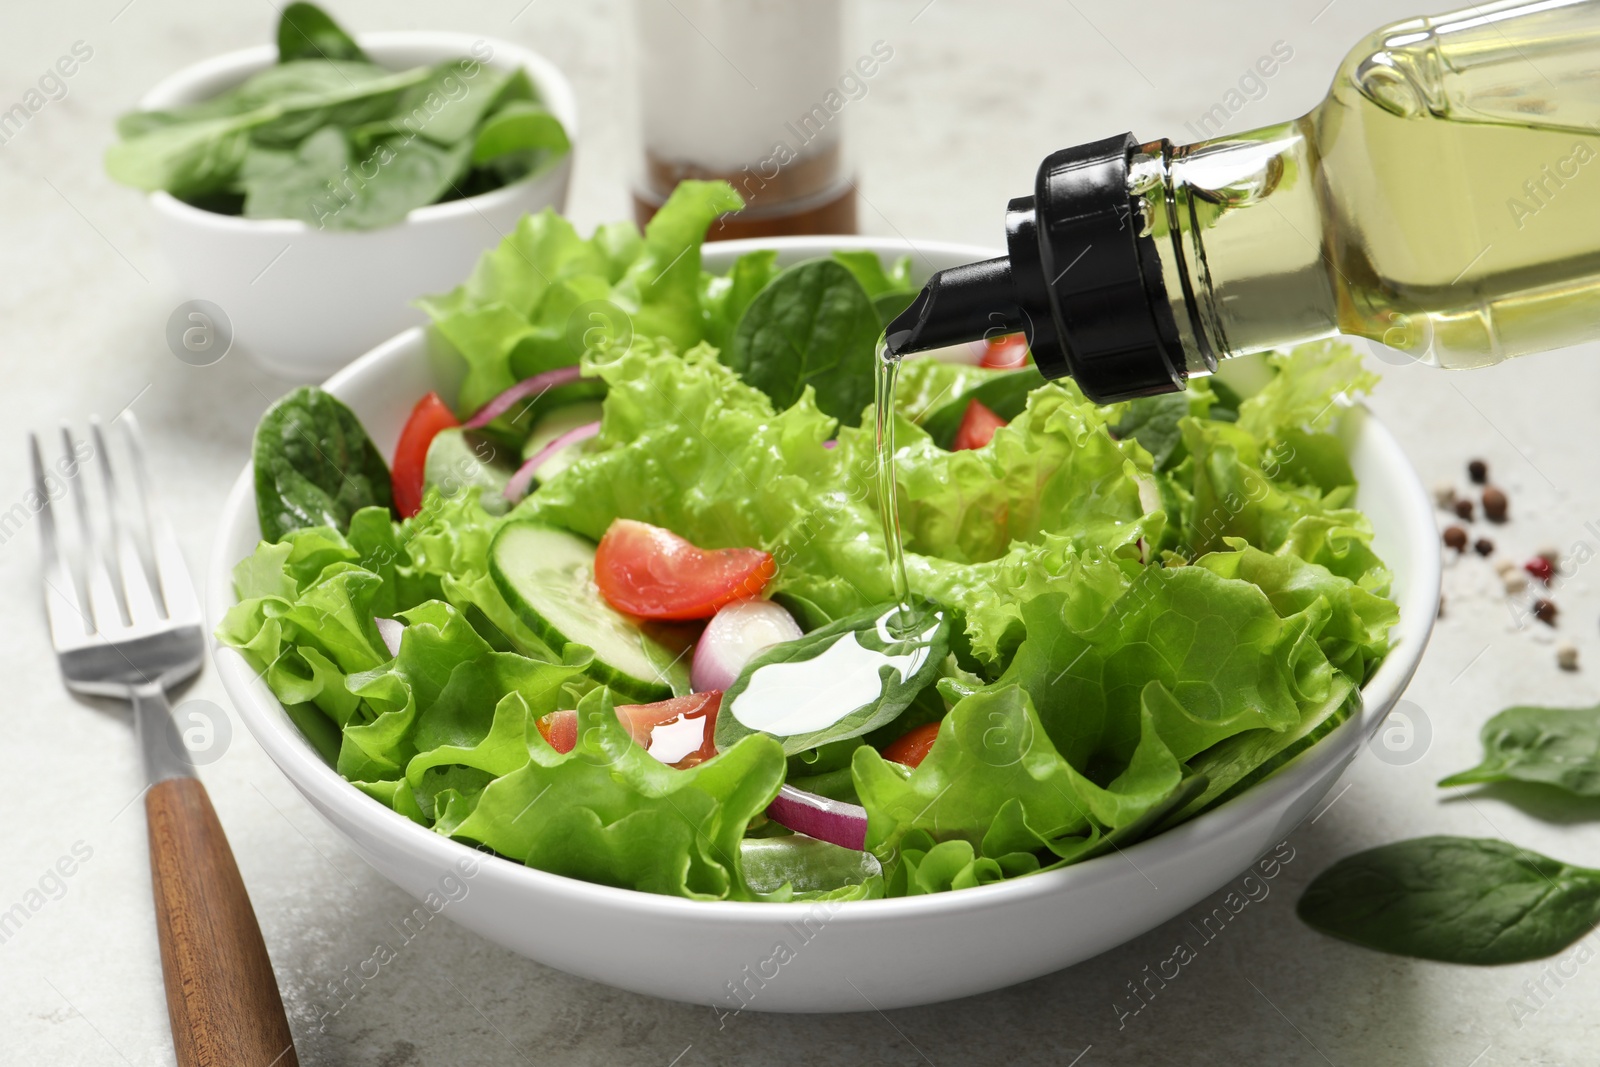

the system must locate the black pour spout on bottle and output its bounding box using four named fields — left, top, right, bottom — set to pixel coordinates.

left=885, top=133, right=1189, bottom=404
